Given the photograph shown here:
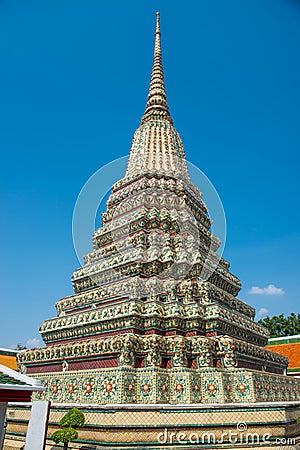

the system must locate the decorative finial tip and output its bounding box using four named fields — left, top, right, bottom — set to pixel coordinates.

left=155, top=11, right=160, bottom=33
